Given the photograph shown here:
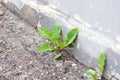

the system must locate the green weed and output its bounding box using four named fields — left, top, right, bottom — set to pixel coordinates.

left=37, top=23, right=79, bottom=59
left=86, top=53, right=106, bottom=80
